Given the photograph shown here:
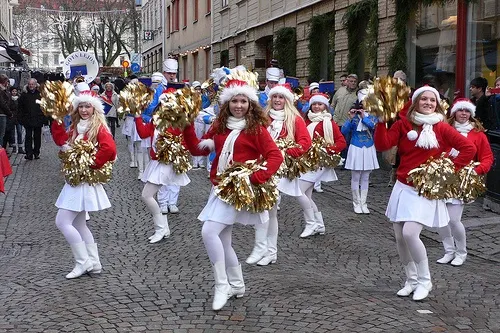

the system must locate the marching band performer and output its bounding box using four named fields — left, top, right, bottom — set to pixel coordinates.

left=51, top=84, right=117, bottom=279
left=182, top=79, right=283, bottom=310
left=258, top=67, right=281, bottom=108
left=374, top=86, right=476, bottom=301
left=436, top=98, right=493, bottom=266
left=298, top=93, right=346, bottom=237
left=247, top=83, right=311, bottom=266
